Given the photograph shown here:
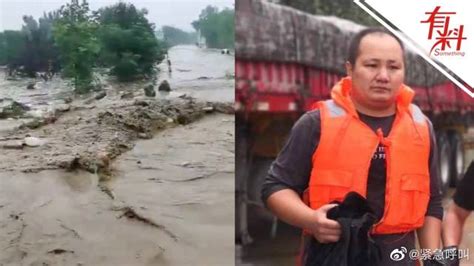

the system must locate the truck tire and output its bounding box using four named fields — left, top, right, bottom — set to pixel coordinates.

left=248, top=157, right=274, bottom=207
left=437, top=132, right=451, bottom=195
left=449, top=132, right=465, bottom=186
left=235, top=122, right=253, bottom=244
